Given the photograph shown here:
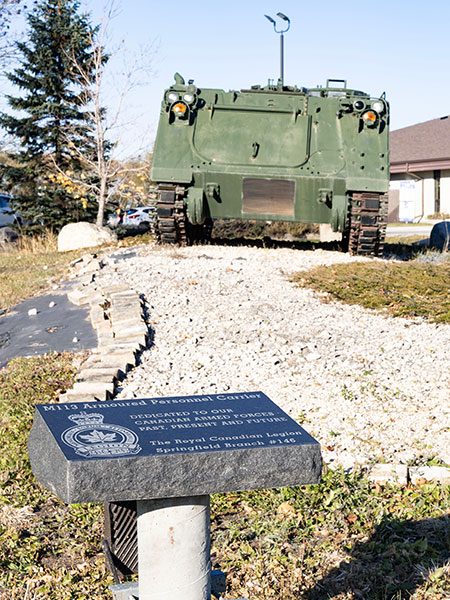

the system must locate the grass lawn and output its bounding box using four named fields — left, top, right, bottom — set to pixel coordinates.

left=0, top=356, right=449, bottom=600
left=0, top=354, right=111, bottom=599
left=0, top=234, right=78, bottom=312
left=0, top=230, right=153, bottom=312
left=291, top=258, right=450, bottom=323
